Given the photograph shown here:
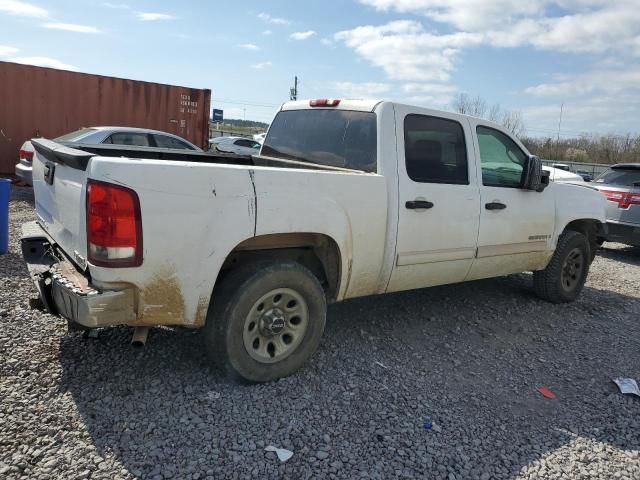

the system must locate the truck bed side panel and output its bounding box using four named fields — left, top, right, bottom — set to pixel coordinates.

left=87, top=158, right=256, bottom=326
